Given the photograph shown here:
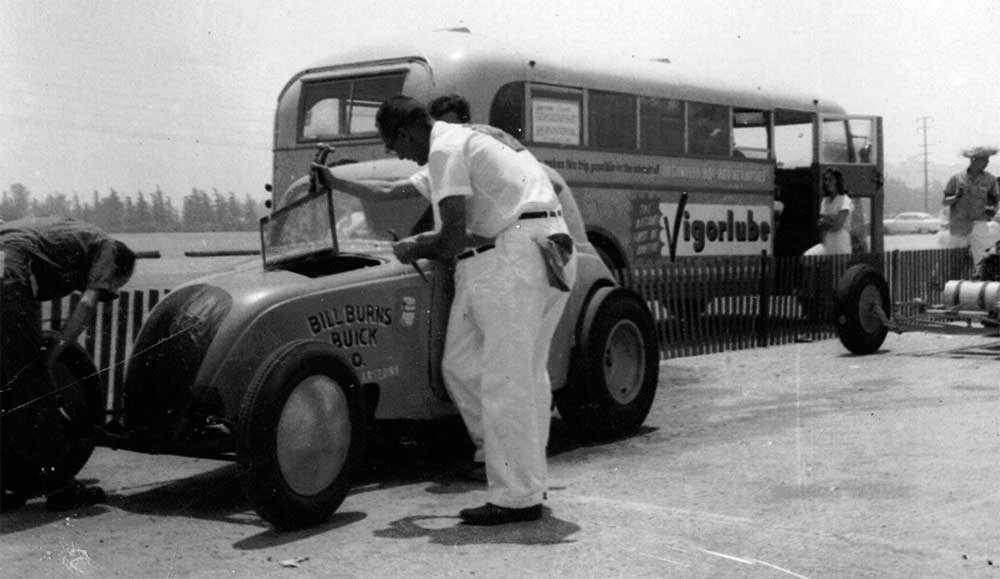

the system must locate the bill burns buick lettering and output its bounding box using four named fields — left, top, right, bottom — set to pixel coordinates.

left=307, top=303, right=394, bottom=349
